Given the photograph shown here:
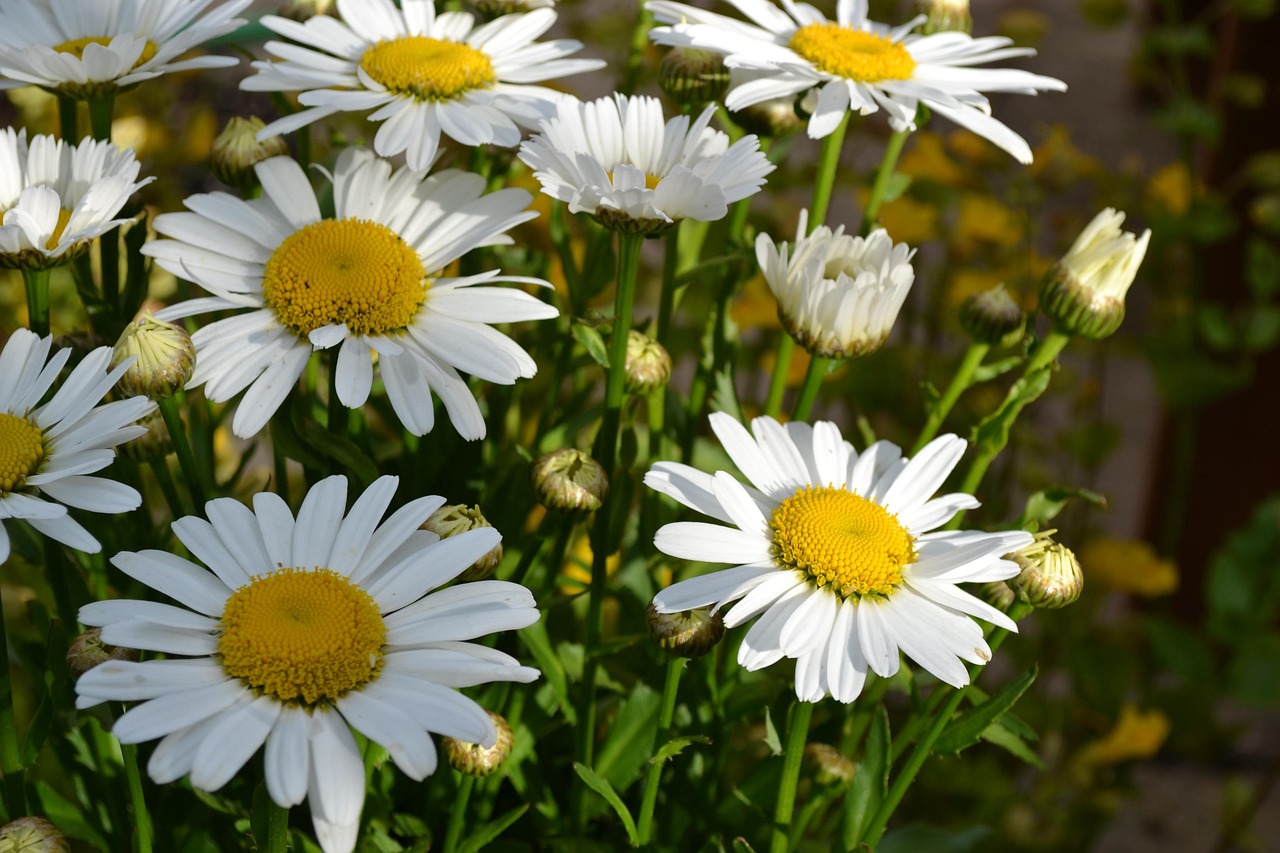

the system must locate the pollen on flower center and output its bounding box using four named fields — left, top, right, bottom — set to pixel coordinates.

left=770, top=486, right=915, bottom=599
left=0, top=412, right=46, bottom=494
left=788, top=24, right=916, bottom=82
left=218, top=567, right=386, bottom=705
left=261, top=217, right=427, bottom=336
left=54, top=36, right=159, bottom=68
left=359, top=36, right=496, bottom=101
left=608, top=171, right=663, bottom=191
